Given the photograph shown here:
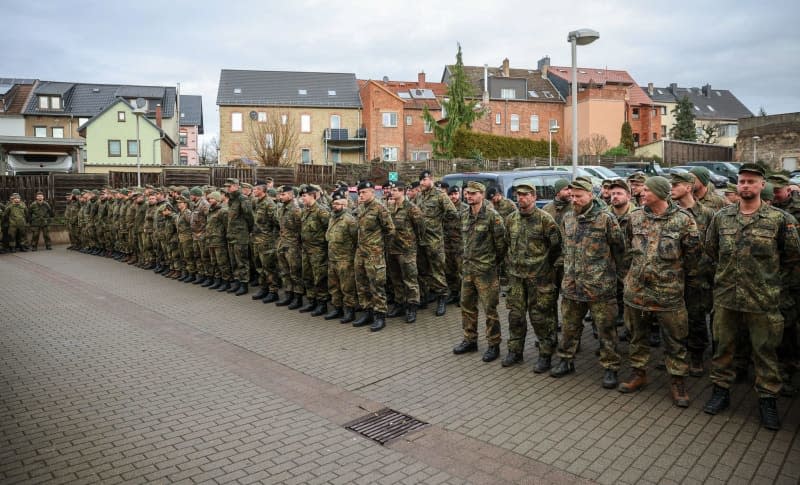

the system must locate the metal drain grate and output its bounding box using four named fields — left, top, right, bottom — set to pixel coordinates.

left=345, top=408, right=429, bottom=445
